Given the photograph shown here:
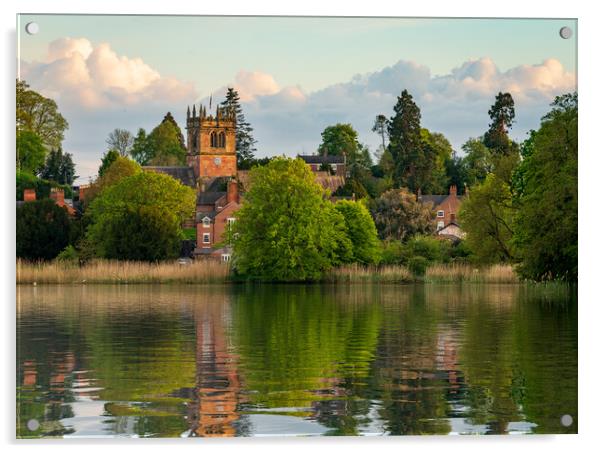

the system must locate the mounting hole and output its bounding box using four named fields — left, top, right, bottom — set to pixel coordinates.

left=25, top=22, right=39, bottom=35
left=560, top=414, right=573, bottom=427
left=559, top=26, right=573, bottom=39
left=27, top=419, right=40, bottom=431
